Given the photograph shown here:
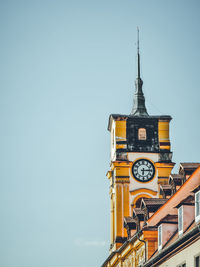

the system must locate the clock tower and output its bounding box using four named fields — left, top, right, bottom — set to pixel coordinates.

left=107, top=30, right=175, bottom=251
